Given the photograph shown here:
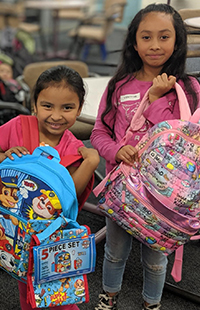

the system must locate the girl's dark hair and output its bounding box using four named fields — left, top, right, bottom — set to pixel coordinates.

left=34, top=65, right=85, bottom=108
left=102, top=3, right=198, bottom=135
